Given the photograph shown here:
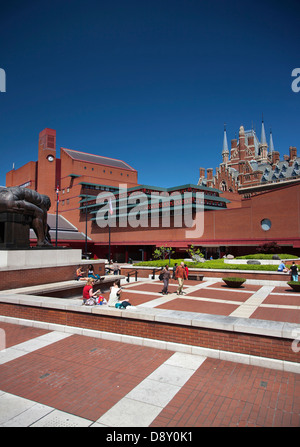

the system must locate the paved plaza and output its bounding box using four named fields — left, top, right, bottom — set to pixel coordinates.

left=0, top=277, right=299, bottom=427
